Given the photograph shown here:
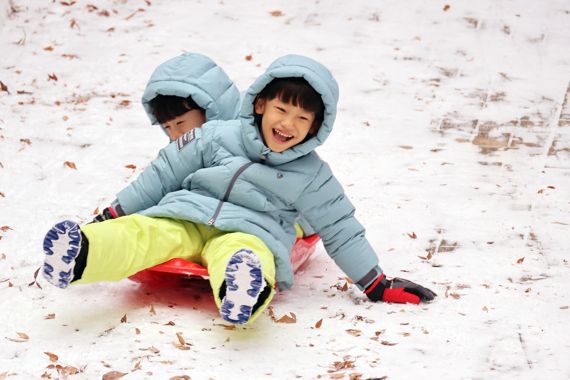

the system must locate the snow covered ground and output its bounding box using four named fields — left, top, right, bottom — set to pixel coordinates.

left=1, top=1, right=569, bottom=379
